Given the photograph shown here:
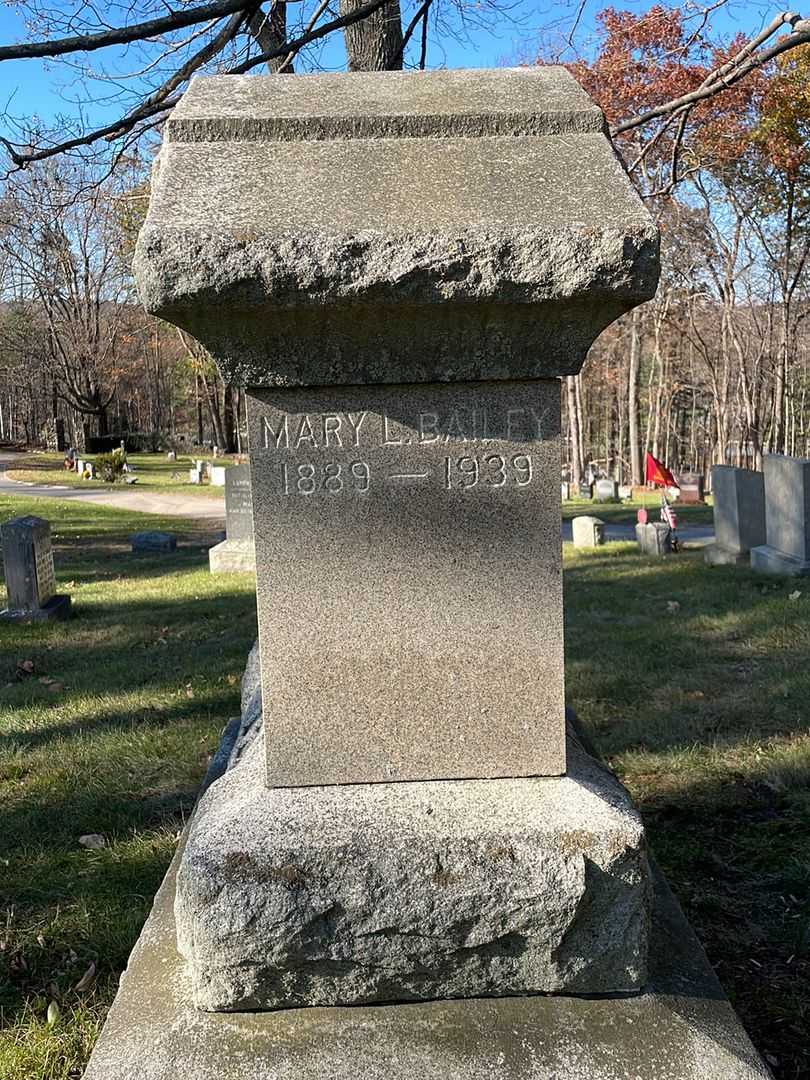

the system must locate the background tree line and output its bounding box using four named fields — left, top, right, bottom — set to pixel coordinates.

left=0, top=0, right=808, bottom=470
left=562, top=9, right=810, bottom=486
